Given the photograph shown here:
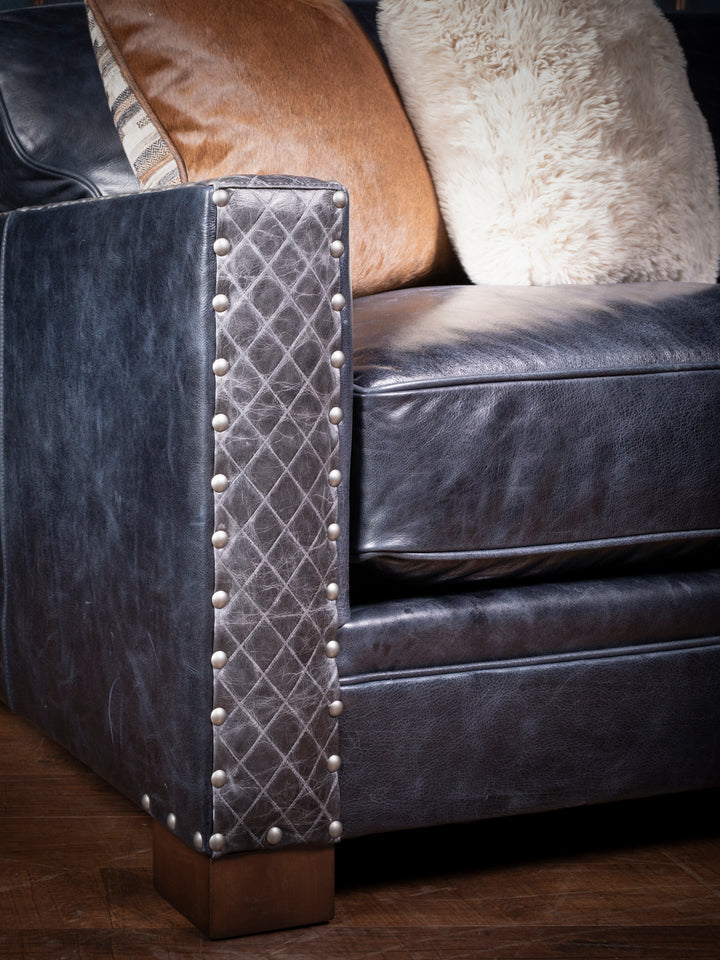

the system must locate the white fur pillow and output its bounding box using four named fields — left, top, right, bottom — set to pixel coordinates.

left=378, top=0, right=720, bottom=285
